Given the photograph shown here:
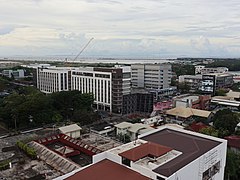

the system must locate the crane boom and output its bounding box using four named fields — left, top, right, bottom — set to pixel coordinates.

left=72, top=37, right=94, bottom=62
